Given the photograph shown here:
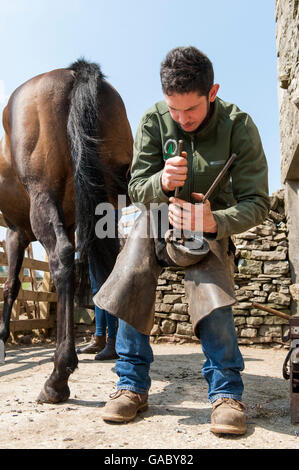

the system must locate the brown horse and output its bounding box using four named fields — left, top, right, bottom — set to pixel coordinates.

left=0, top=59, right=133, bottom=403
